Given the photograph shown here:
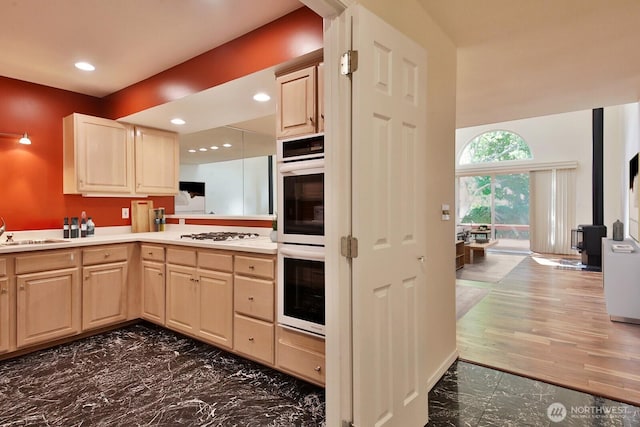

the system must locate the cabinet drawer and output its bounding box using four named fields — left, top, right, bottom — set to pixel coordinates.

left=15, top=250, right=79, bottom=274
left=82, top=245, right=128, bottom=265
left=141, top=244, right=165, bottom=262
left=235, top=255, right=275, bottom=279
left=167, top=247, right=196, bottom=267
left=234, top=276, right=274, bottom=322
left=0, top=258, right=5, bottom=276
left=199, top=251, right=233, bottom=272
left=276, top=326, right=325, bottom=386
left=234, top=314, right=274, bottom=365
